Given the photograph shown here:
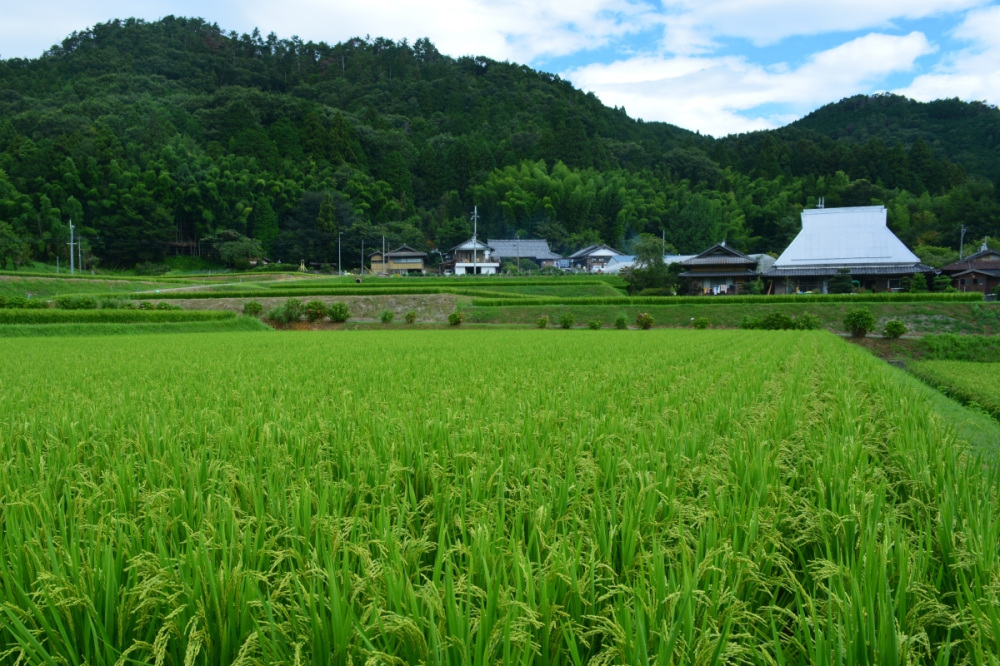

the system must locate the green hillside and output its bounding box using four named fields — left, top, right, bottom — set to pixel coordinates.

left=0, top=17, right=998, bottom=270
